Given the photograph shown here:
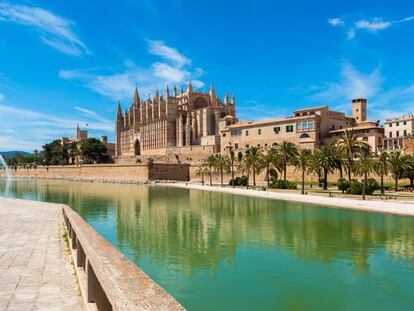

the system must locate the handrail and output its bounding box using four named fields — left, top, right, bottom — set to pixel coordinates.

left=62, top=205, right=185, bottom=311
